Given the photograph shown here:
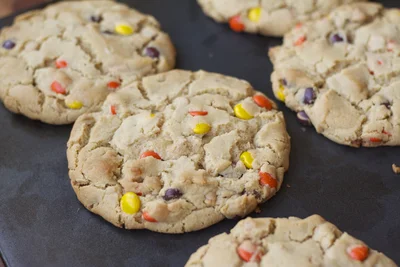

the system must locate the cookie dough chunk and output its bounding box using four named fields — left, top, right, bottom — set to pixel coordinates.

left=0, top=1, right=175, bottom=124
left=270, top=2, right=400, bottom=147
left=197, top=0, right=366, bottom=37
left=67, top=70, right=291, bottom=233
left=186, top=215, right=396, bottom=266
